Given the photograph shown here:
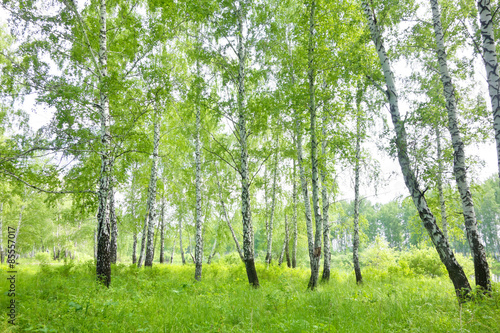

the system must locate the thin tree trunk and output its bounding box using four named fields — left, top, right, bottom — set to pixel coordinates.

left=95, top=0, right=112, bottom=288
left=237, top=1, right=259, bottom=287
left=110, top=179, right=118, bottom=264
left=144, top=109, right=161, bottom=267
left=207, top=238, right=217, bottom=264
left=159, top=197, right=165, bottom=264
left=278, top=215, right=291, bottom=267
left=362, top=0, right=471, bottom=300
left=215, top=164, right=244, bottom=261
left=170, top=238, right=176, bottom=264
left=353, top=90, right=363, bottom=284
left=194, top=65, right=204, bottom=280
left=93, top=229, right=97, bottom=261
left=179, top=217, right=186, bottom=265
left=189, top=236, right=195, bottom=264
left=321, top=114, right=330, bottom=282
left=430, top=0, right=491, bottom=293
left=137, top=212, right=149, bottom=268
left=436, top=126, right=448, bottom=241
left=266, top=140, right=279, bottom=266
left=307, top=0, right=322, bottom=291
left=13, top=204, right=24, bottom=247
left=292, top=161, right=298, bottom=268
left=132, top=231, right=137, bottom=264
left=476, top=0, right=500, bottom=183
